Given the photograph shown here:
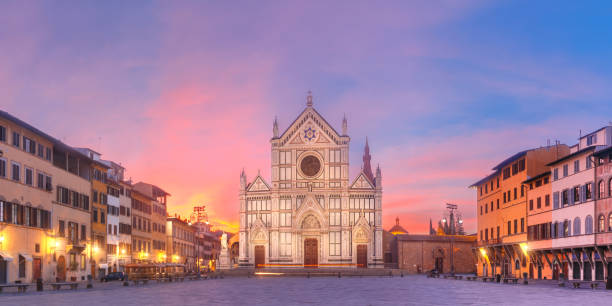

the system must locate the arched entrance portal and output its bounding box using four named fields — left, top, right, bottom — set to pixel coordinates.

left=357, top=245, right=367, bottom=268
left=57, top=255, right=66, bottom=281
left=304, top=239, right=318, bottom=268
left=254, top=245, right=265, bottom=268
